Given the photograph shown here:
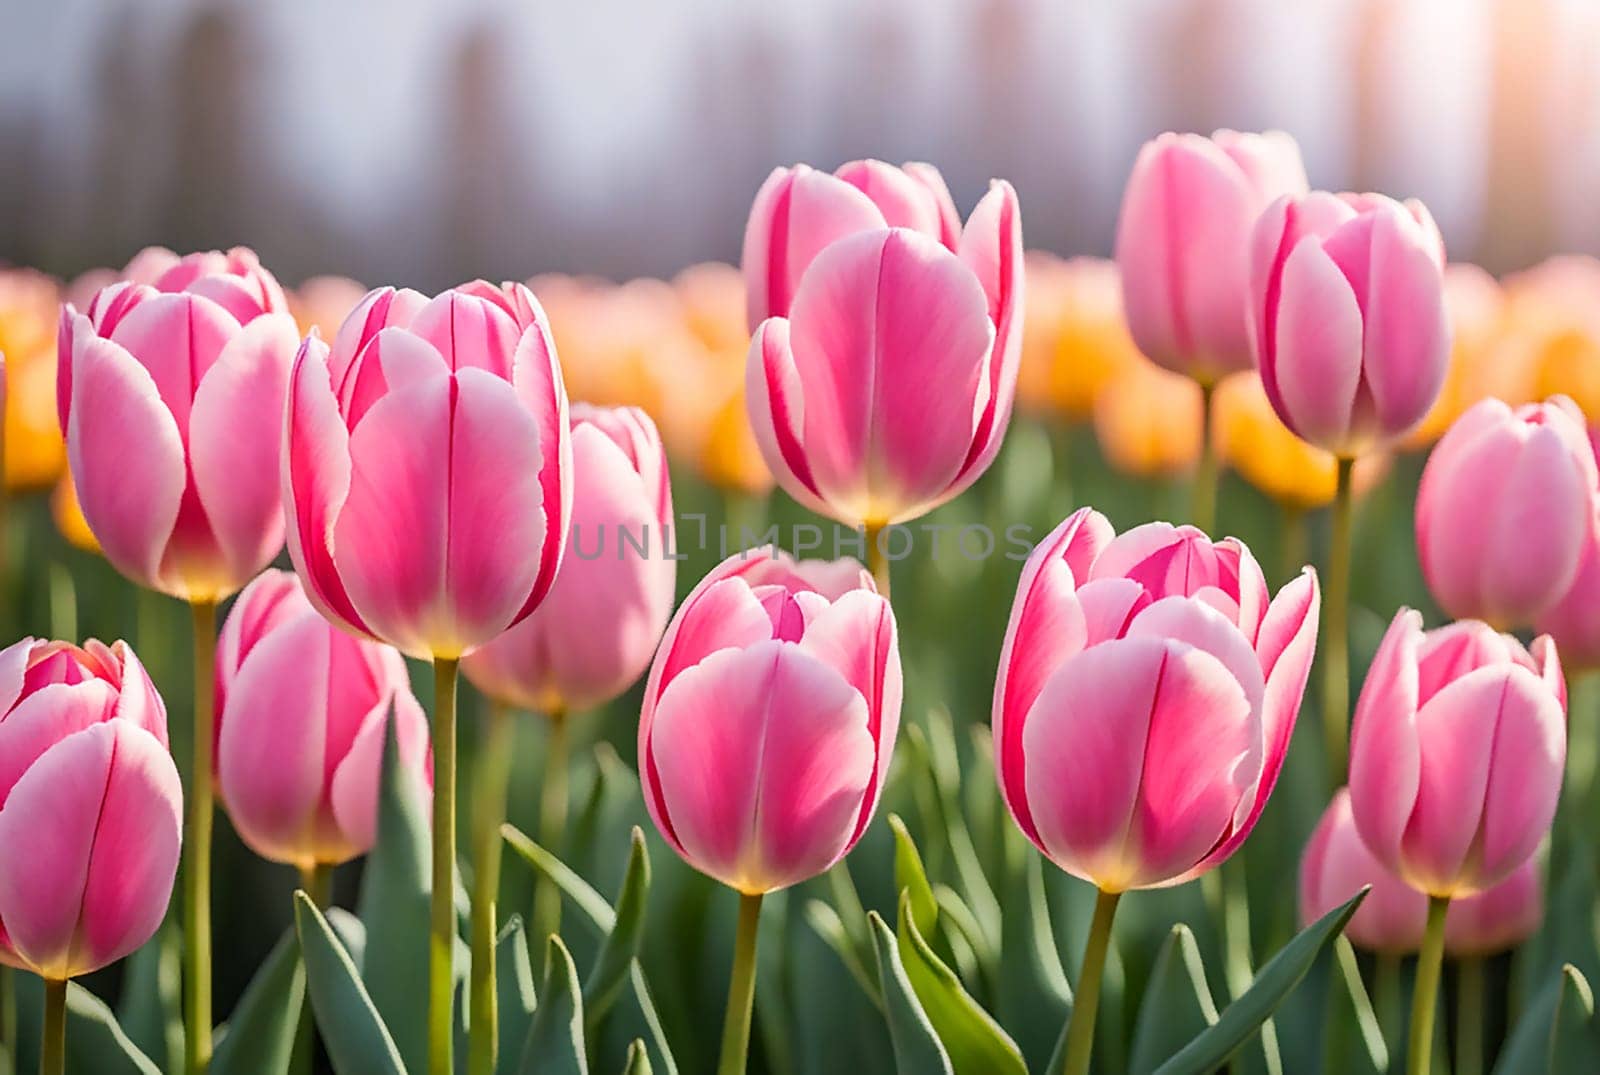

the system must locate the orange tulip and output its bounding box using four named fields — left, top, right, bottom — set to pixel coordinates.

left=1020, top=255, right=1143, bottom=421
left=289, top=275, right=368, bottom=339
left=1493, top=257, right=1600, bottom=417
left=0, top=269, right=66, bottom=492
left=52, top=470, right=101, bottom=555
left=1092, top=358, right=1203, bottom=478
left=1405, top=263, right=1507, bottom=448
